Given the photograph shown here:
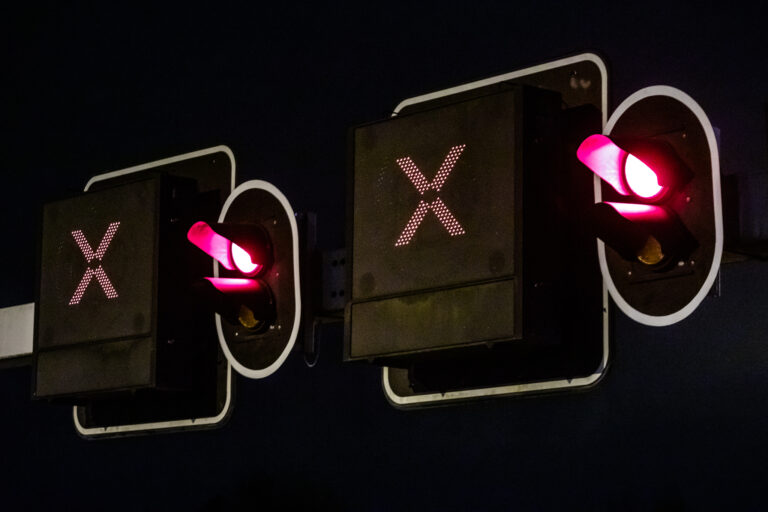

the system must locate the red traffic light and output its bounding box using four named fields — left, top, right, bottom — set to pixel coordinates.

left=188, top=180, right=302, bottom=380
left=579, top=132, right=695, bottom=268
left=583, top=86, right=722, bottom=327
left=624, top=154, right=663, bottom=199
left=187, top=221, right=266, bottom=276
left=187, top=220, right=275, bottom=332
left=577, top=134, right=668, bottom=201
